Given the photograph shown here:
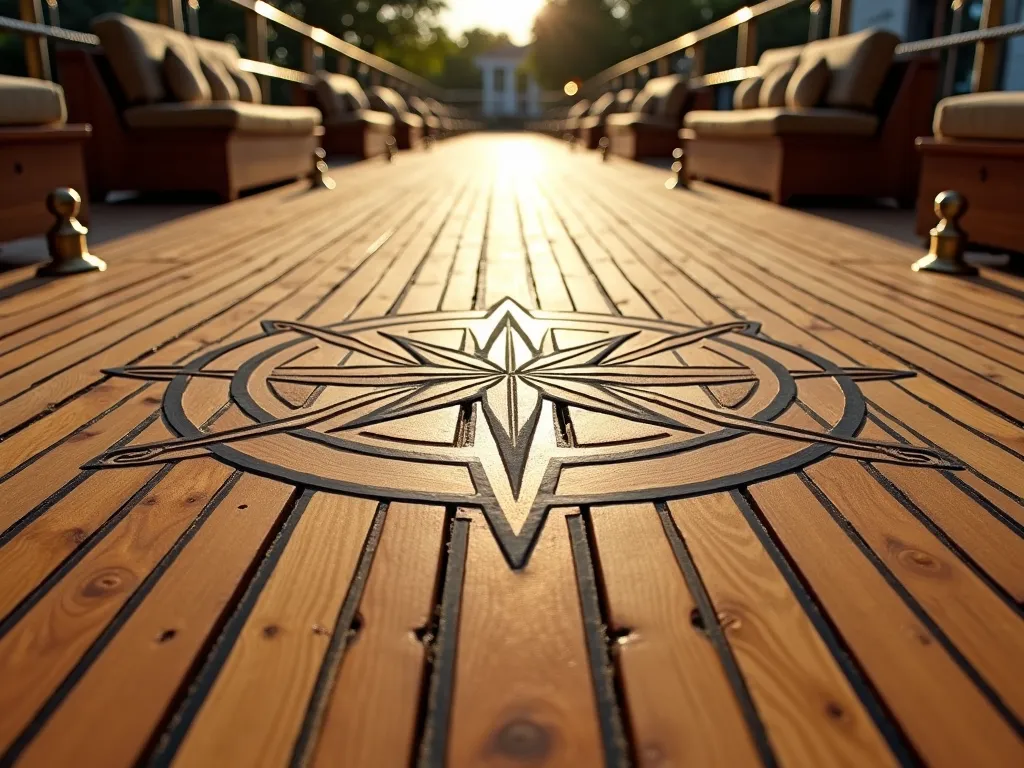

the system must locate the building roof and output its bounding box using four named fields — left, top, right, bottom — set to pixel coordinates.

left=475, top=43, right=530, bottom=62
